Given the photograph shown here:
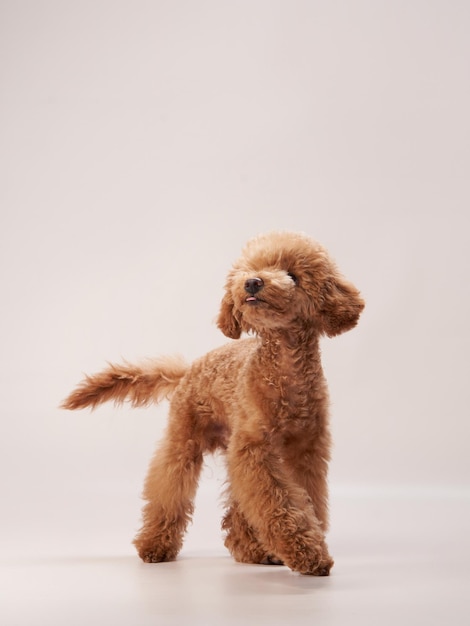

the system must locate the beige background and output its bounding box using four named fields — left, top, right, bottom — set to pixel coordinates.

left=1, top=0, right=469, bottom=548
left=2, top=3, right=470, bottom=625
